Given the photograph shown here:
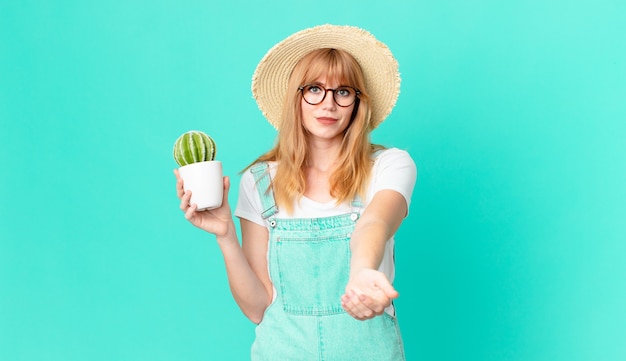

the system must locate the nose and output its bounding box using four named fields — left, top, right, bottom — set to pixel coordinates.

left=321, top=89, right=337, bottom=109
